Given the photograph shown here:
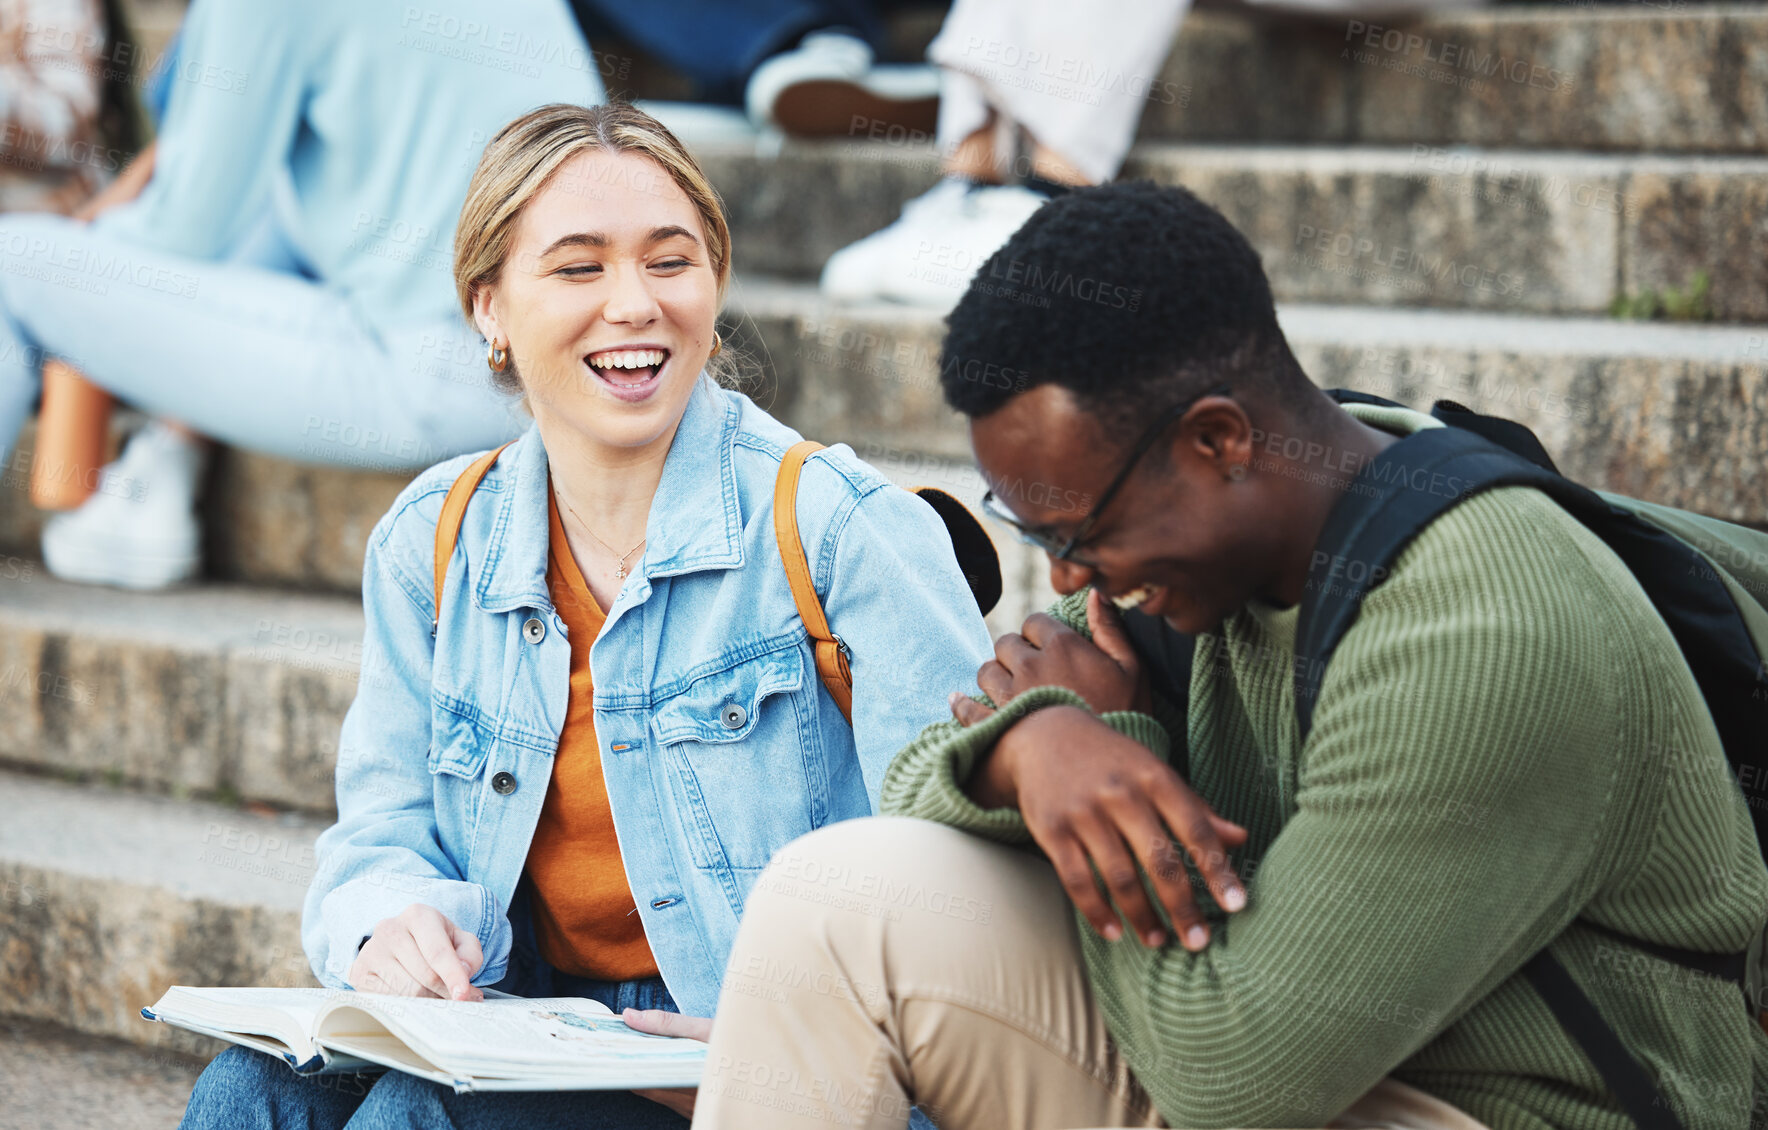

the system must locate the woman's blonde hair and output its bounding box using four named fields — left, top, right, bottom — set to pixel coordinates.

left=453, top=102, right=734, bottom=393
